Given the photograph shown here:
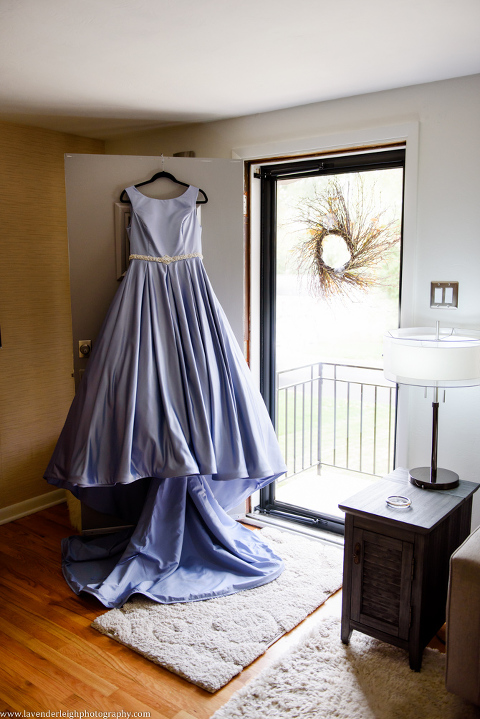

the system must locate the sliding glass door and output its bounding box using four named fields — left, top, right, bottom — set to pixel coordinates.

left=257, top=148, right=404, bottom=533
